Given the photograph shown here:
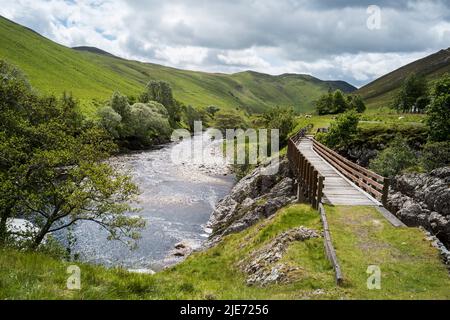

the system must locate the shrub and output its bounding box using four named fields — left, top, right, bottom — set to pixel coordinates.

left=426, top=74, right=450, bottom=142
left=369, top=138, right=417, bottom=177
left=318, top=111, right=359, bottom=150
left=262, top=106, right=295, bottom=146
left=421, top=141, right=450, bottom=171
left=98, top=106, right=122, bottom=138
left=128, top=103, right=171, bottom=145
left=393, top=74, right=429, bottom=113
left=213, top=111, right=248, bottom=134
